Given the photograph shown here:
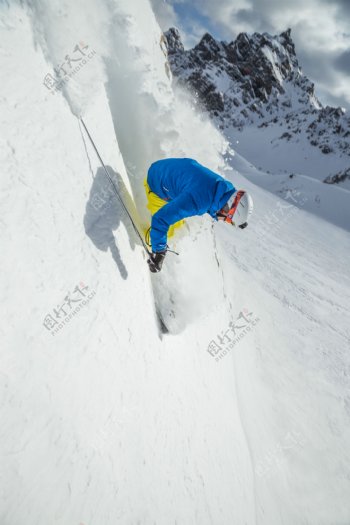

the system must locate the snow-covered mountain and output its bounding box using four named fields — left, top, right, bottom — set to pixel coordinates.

left=165, top=27, right=350, bottom=187
left=1, top=1, right=350, bottom=524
